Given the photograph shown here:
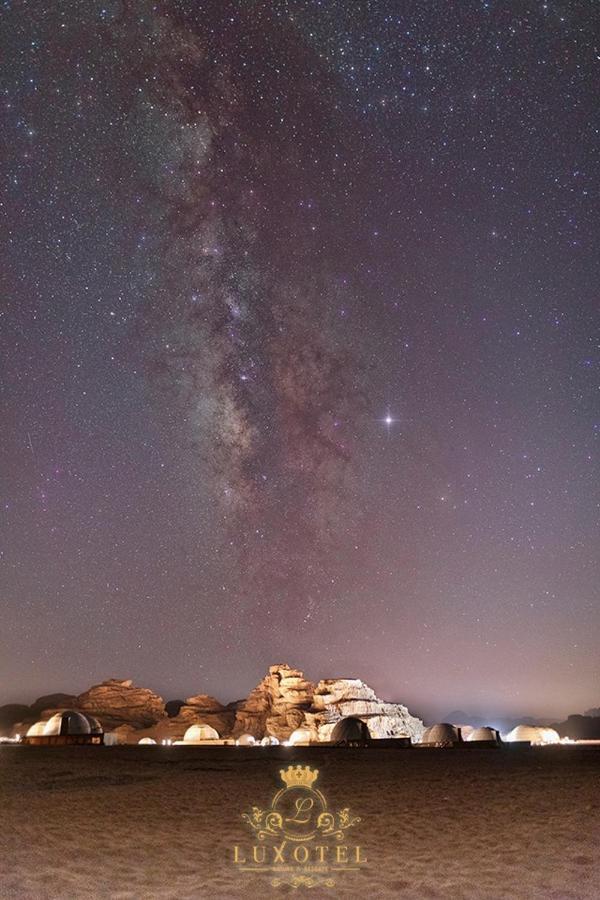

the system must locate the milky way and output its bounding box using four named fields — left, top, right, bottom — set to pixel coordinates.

left=136, top=4, right=373, bottom=625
